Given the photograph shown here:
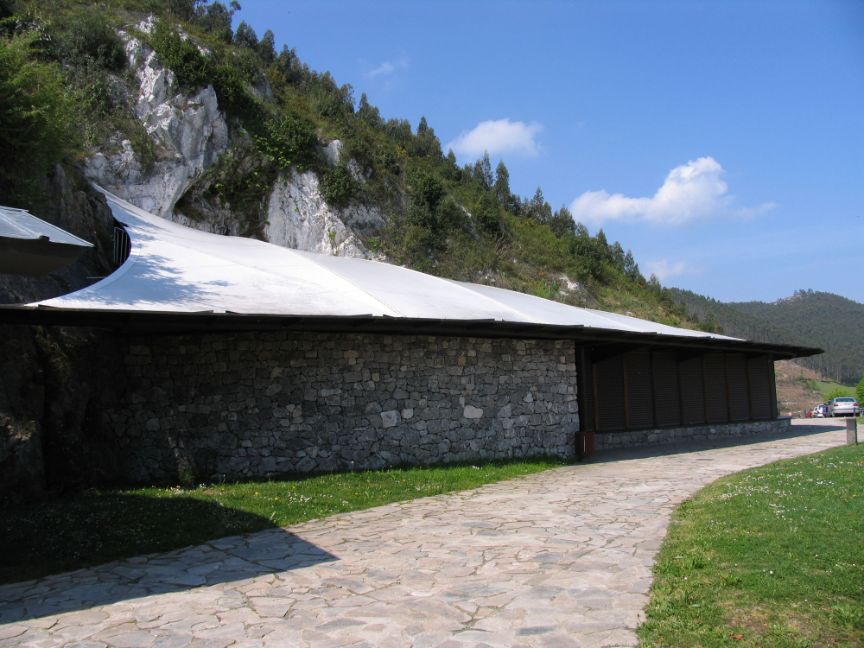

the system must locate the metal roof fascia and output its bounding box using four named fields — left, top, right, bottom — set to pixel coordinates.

left=0, top=305, right=822, bottom=358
